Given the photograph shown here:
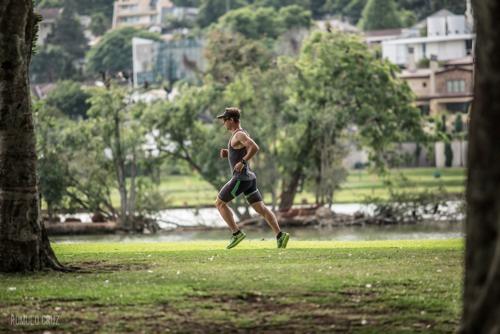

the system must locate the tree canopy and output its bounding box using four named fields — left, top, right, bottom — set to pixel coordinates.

left=85, top=27, right=161, bottom=77
left=45, top=0, right=88, bottom=58
left=44, top=80, right=91, bottom=119
left=359, top=0, right=403, bottom=30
